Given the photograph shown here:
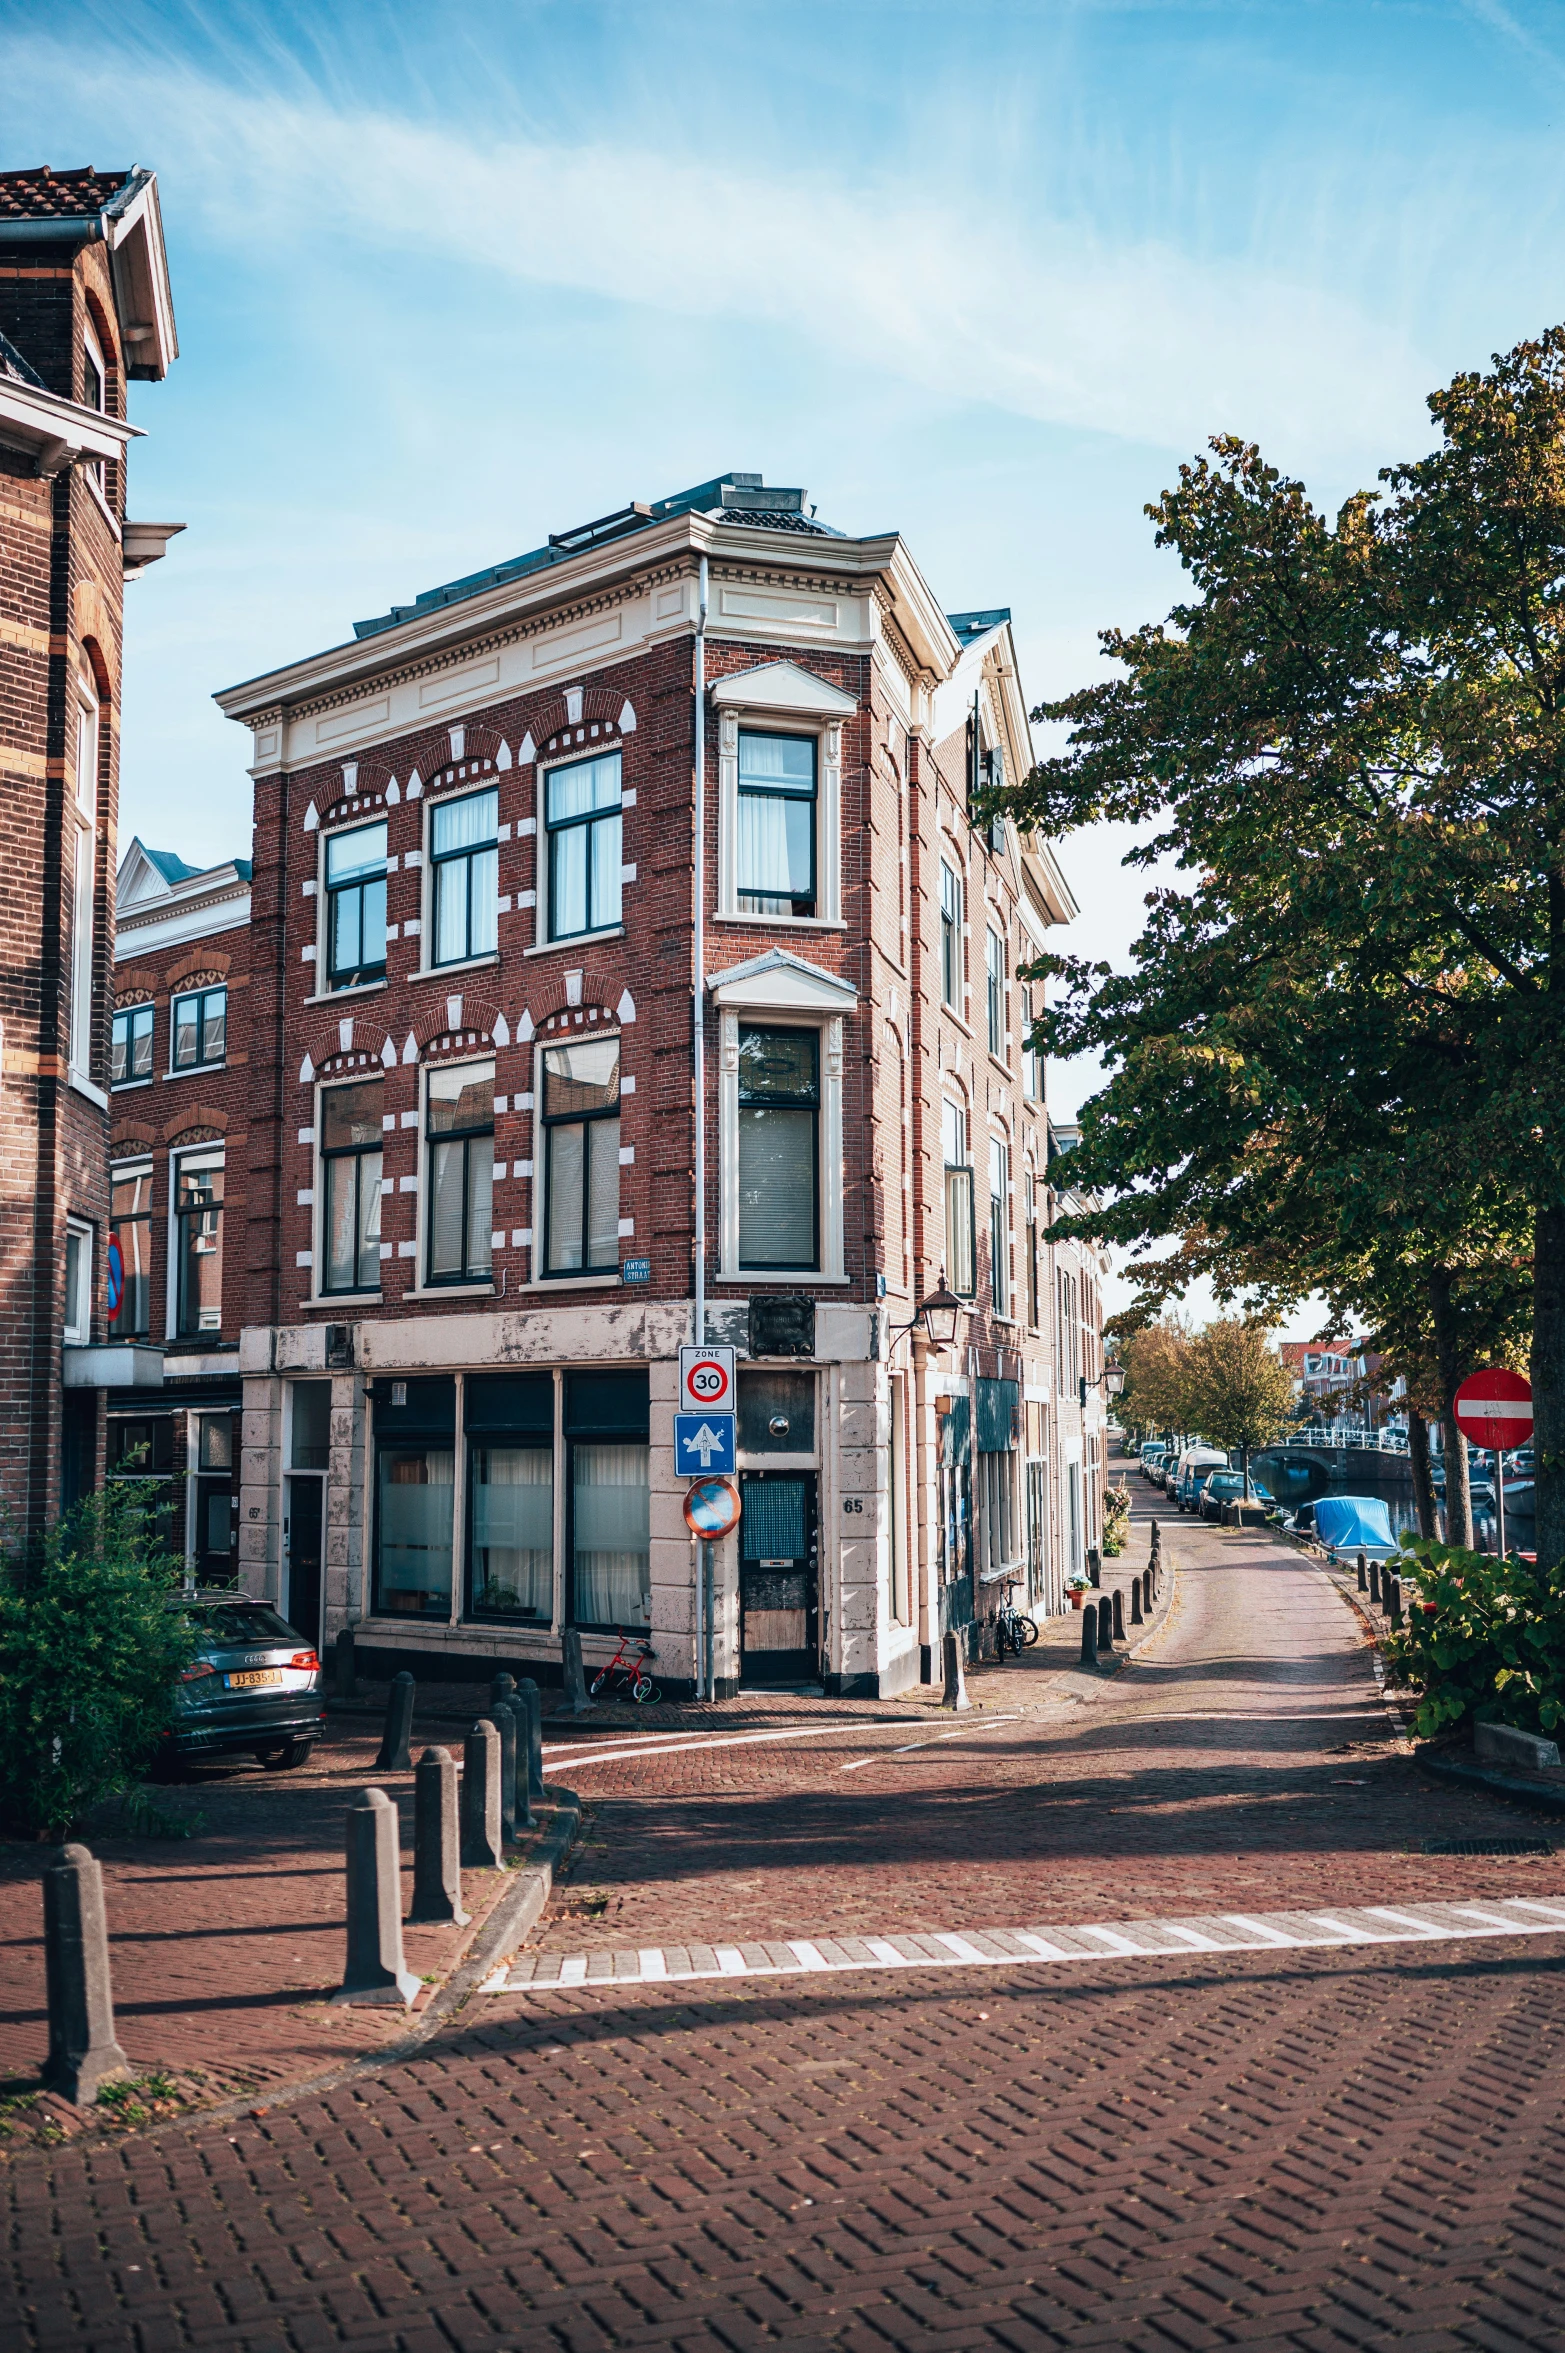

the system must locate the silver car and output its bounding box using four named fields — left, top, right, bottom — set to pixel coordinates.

left=158, top=1593, right=326, bottom=1771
